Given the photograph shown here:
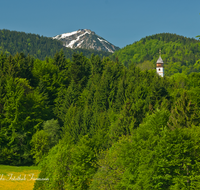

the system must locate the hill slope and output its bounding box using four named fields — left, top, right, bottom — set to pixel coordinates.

left=53, top=29, right=120, bottom=53
left=112, top=33, right=200, bottom=76
left=0, top=29, right=112, bottom=59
